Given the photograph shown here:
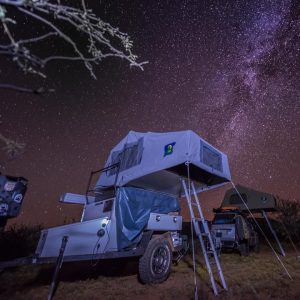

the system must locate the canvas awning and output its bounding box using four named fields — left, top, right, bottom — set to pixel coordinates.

left=221, top=185, right=277, bottom=212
